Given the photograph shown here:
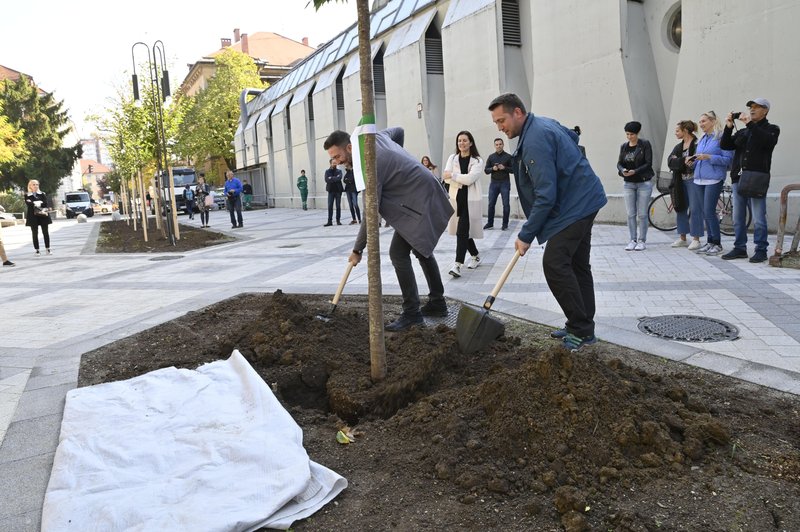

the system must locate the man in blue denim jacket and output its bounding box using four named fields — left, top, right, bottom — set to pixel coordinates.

left=488, top=93, right=607, bottom=352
